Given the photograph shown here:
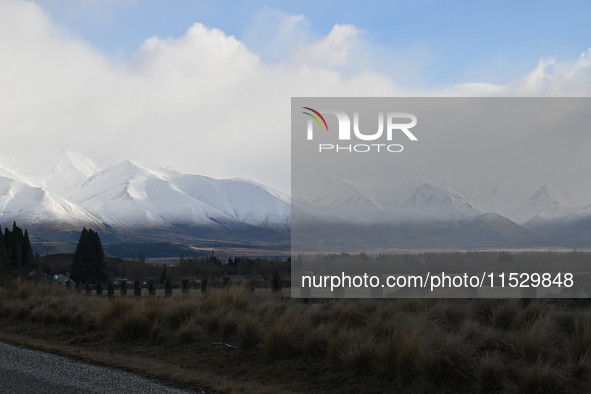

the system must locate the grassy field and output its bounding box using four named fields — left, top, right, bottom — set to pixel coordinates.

left=1, top=283, right=591, bottom=393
